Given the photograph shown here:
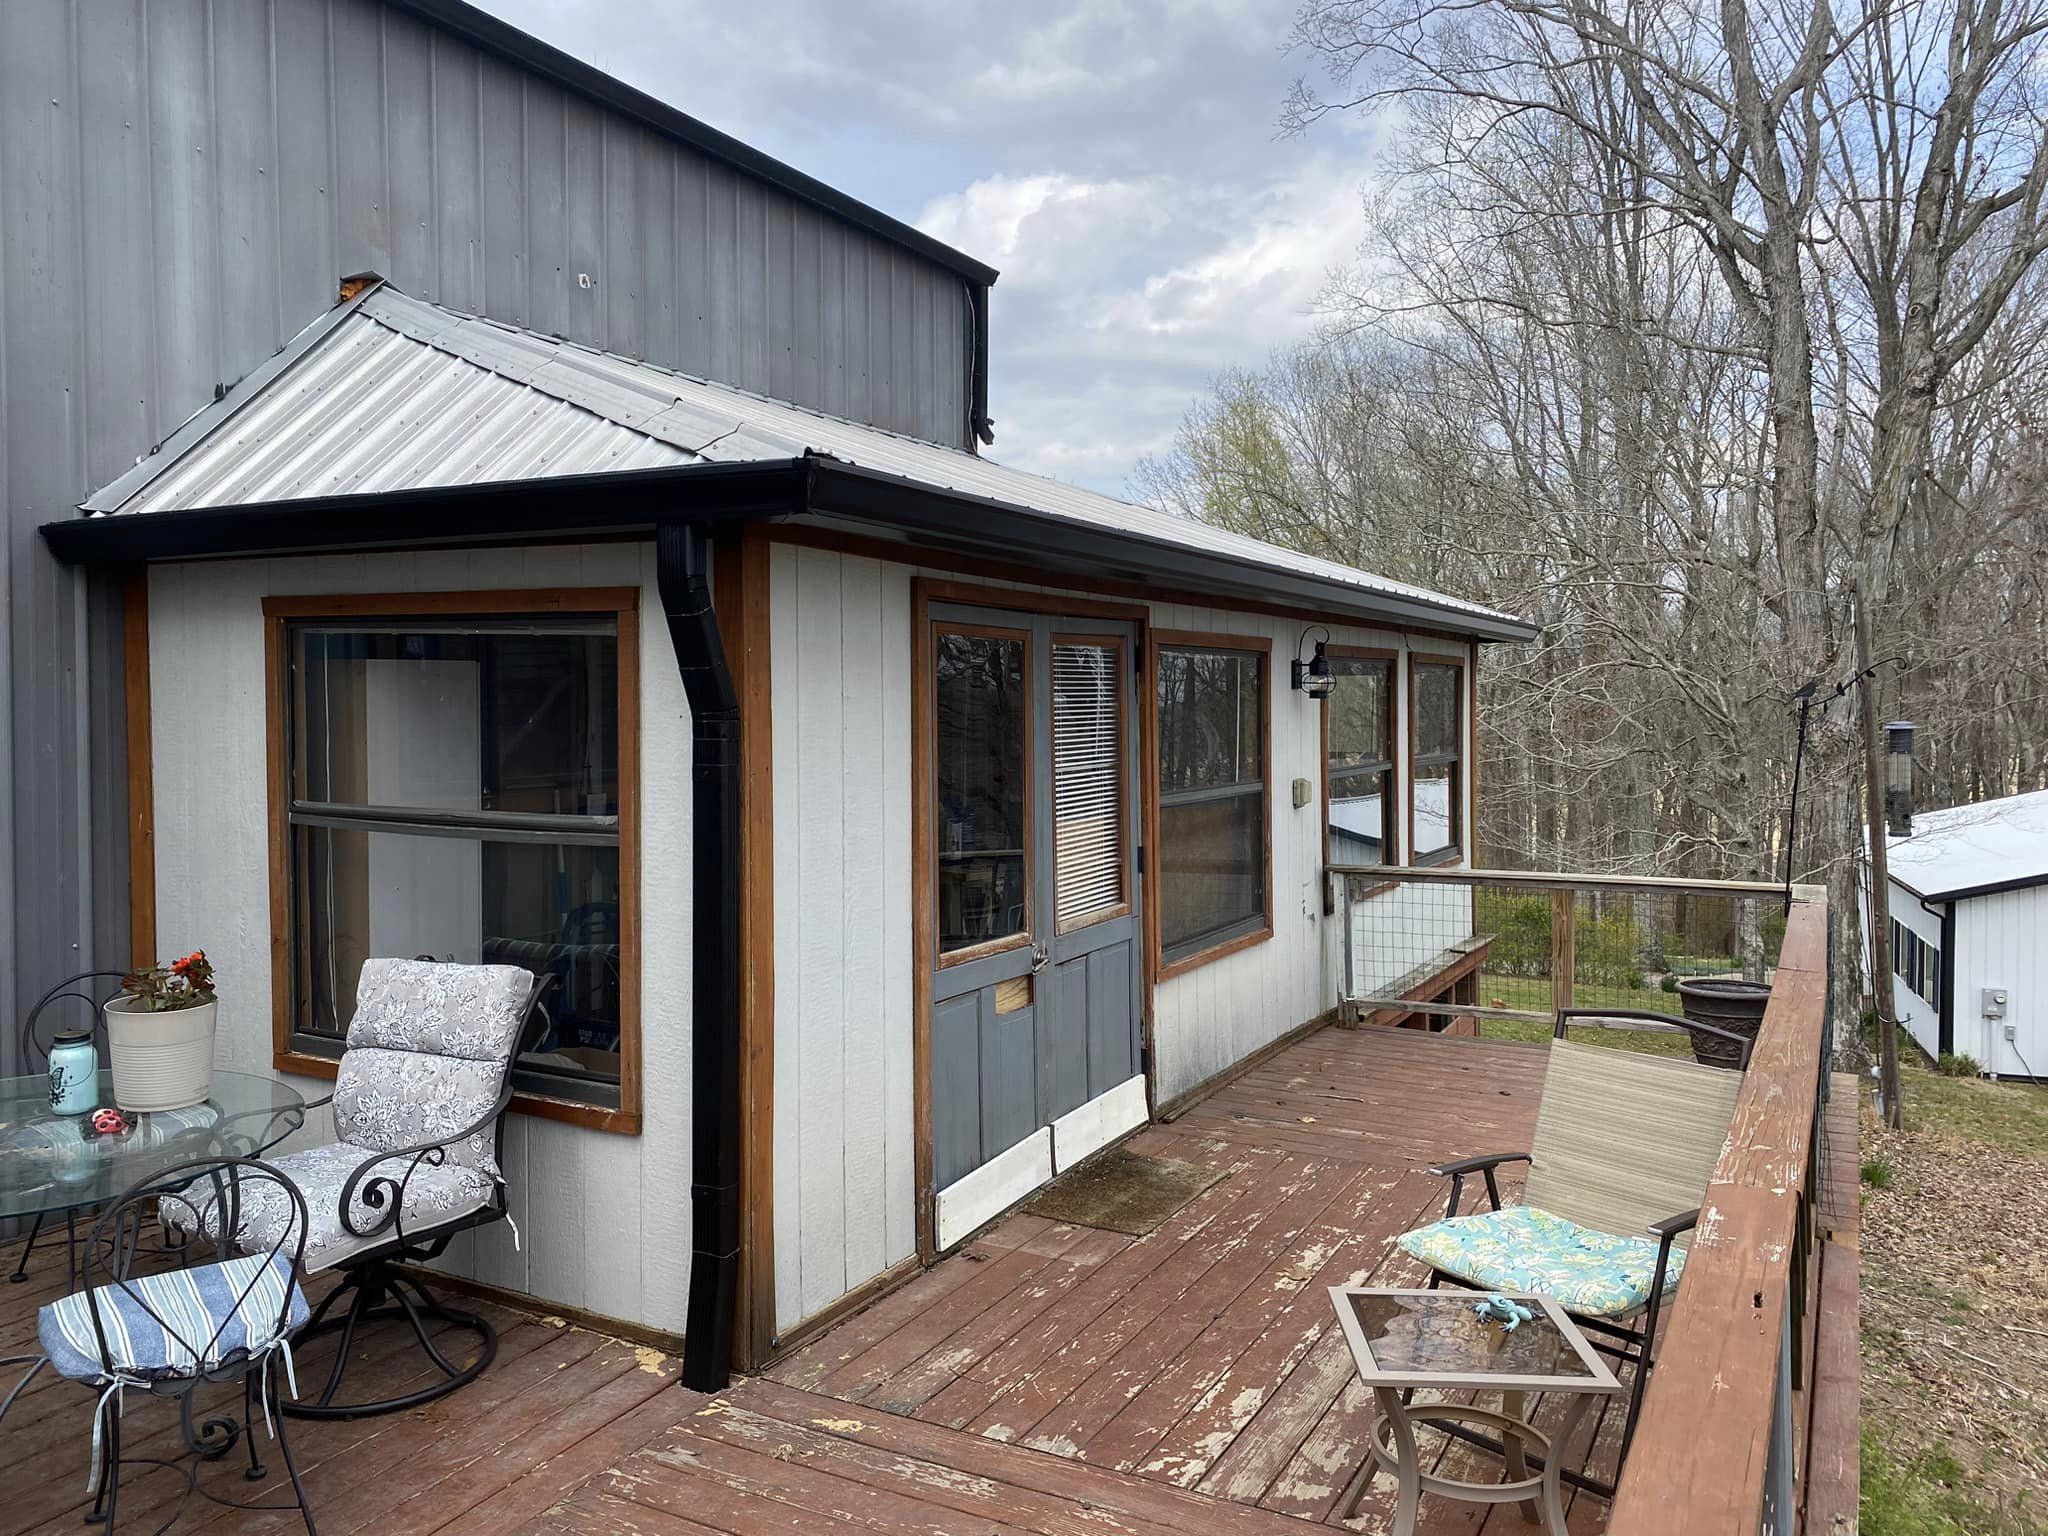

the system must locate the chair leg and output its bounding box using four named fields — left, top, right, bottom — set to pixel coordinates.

left=267, top=1366, right=319, bottom=1536
left=8, top=1210, right=44, bottom=1284
left=101, top=1395, right=123, bottom=1532
left=285, top=1261, right=496, bottom=1419
left=244, top=1370, right=269, bottom=1482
